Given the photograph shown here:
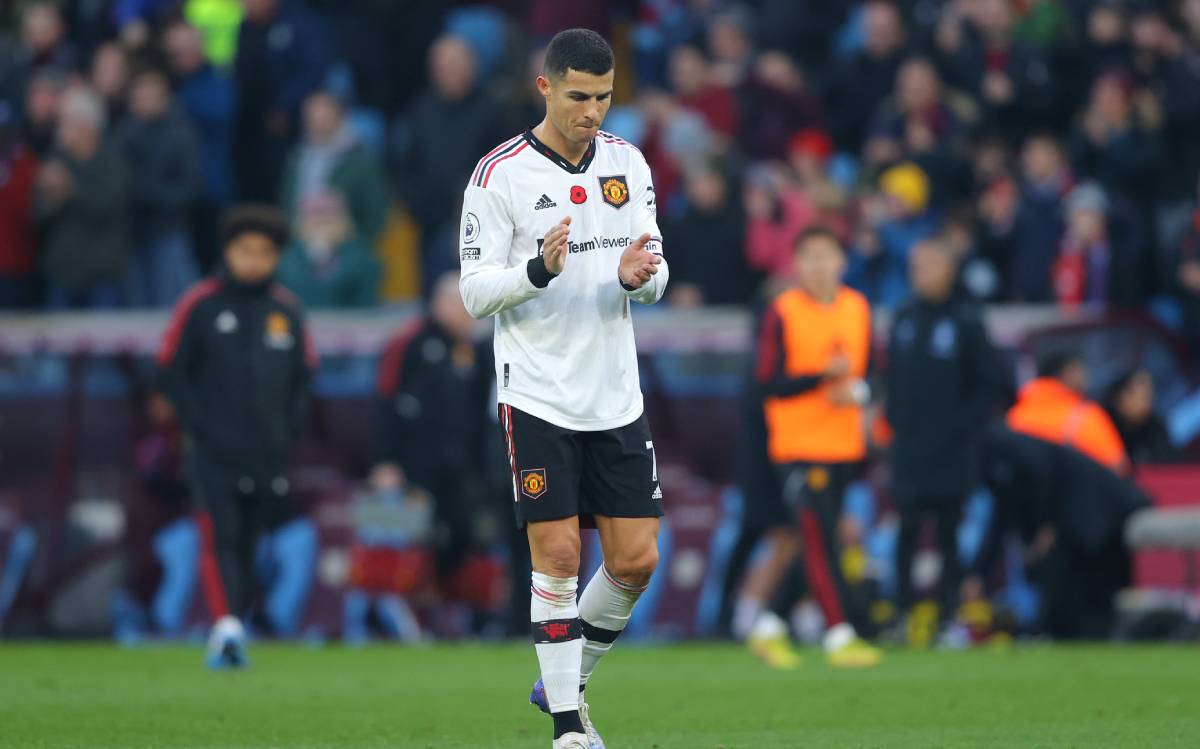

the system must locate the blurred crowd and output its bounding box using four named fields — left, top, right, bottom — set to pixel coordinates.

left=0, top=1, right=1197, bottom=351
